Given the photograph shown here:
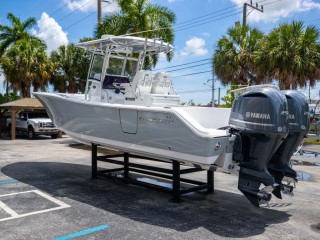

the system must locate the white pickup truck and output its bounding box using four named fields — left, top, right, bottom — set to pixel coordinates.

left=6, top=111, right=60, bottom=139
